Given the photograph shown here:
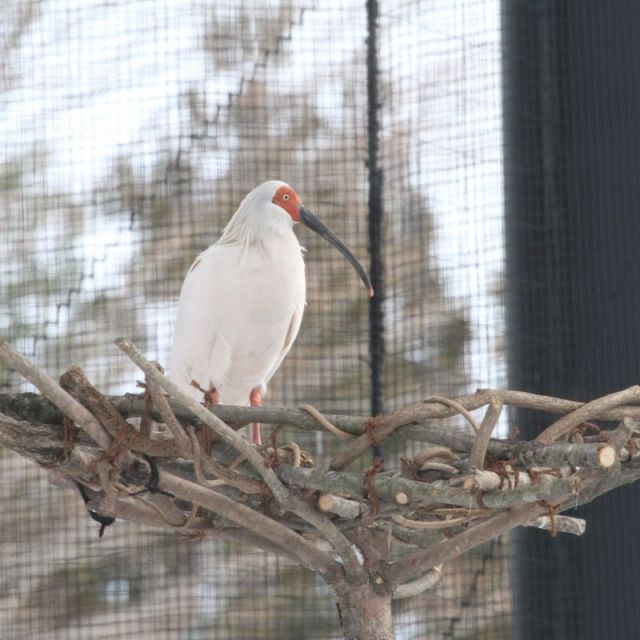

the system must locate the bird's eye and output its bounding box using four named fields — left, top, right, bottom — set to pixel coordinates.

left=283, top=193, right=290, bottom=201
